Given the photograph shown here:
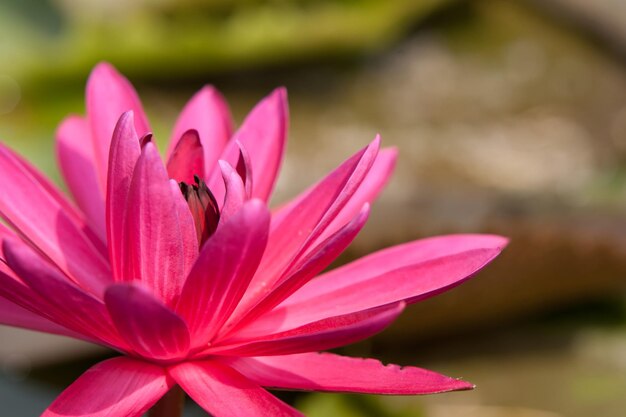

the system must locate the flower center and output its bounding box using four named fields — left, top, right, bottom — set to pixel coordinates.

left=179, top=175, right=220, bottom=245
